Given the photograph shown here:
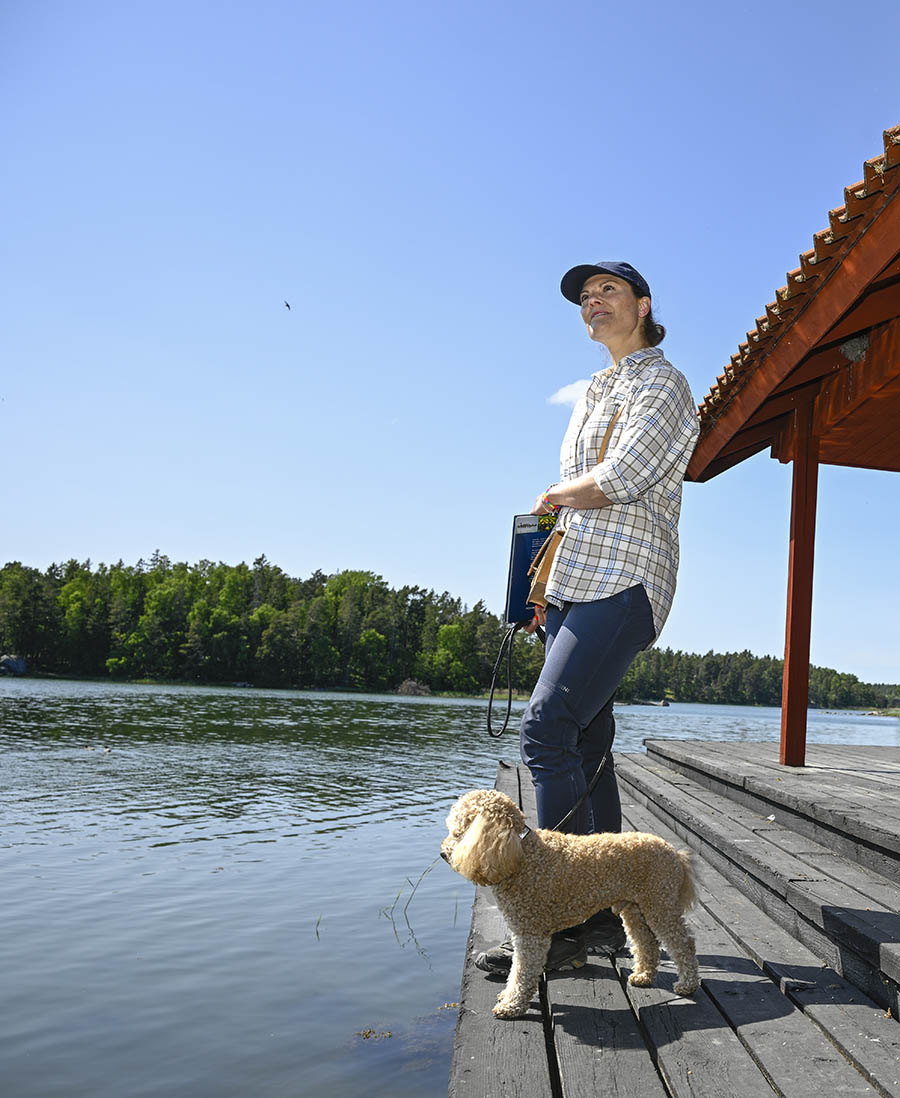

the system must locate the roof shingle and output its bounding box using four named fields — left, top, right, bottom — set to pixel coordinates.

left=697, top=124, right=900, bottom=435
